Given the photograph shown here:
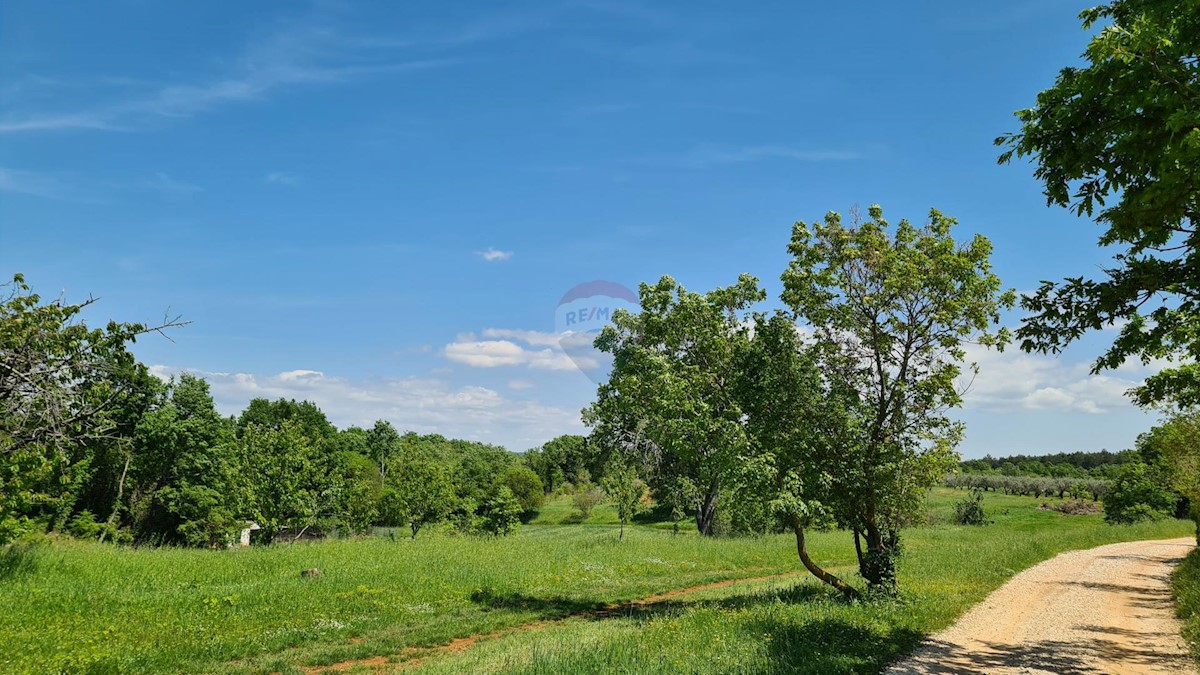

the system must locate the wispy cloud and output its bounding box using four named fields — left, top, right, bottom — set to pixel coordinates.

left=478, top=247, right=514, bottom=262
left=639, top=144, right=865, bottom=170
left=143, top=172, right=203, bottom=197
left=0, top=15, right=458, bottom=135
left=265, top=171, right=300, bottom=185
left=0, top=166, right=65, bottom=199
